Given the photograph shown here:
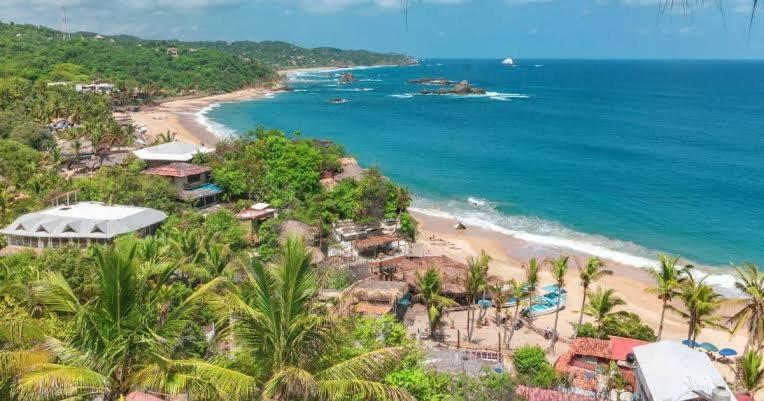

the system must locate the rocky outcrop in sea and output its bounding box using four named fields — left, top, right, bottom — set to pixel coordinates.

left=419, top=80, right=486, bottom=95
